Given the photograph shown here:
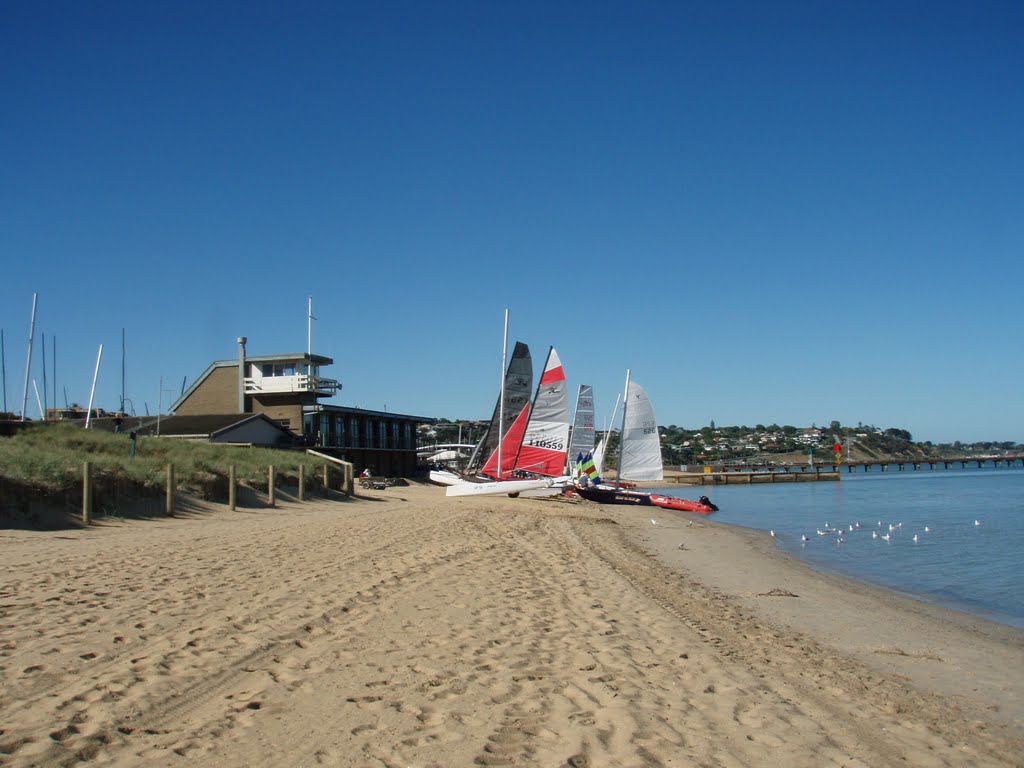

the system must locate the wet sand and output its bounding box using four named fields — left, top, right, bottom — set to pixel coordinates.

left=1, top=483, right=1021, bottom=766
